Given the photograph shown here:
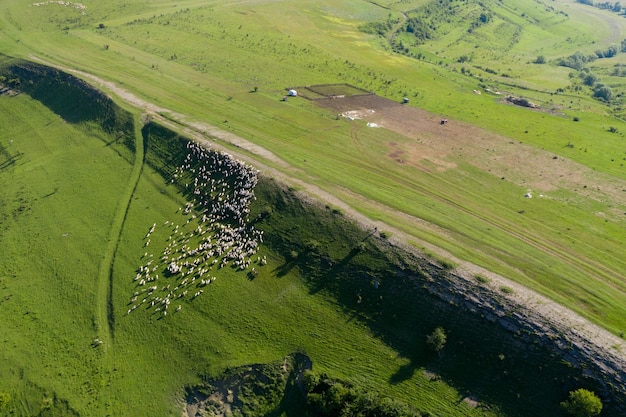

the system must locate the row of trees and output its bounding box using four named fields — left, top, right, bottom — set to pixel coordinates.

left=577, top=0, right=624, bottom=13
left=554, top=39, right=626, bottom=71
left=548, top=43, right=625, bottom=102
